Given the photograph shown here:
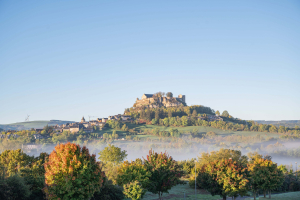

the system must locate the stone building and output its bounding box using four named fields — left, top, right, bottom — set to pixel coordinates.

left=134, top=93, right=186, bottom=108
